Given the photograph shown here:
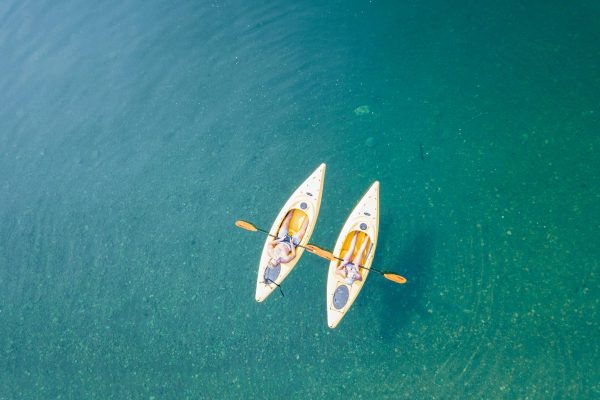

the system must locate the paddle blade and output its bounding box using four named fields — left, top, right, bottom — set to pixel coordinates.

left=383, top=273, right=407, bottom=284
left=305, top=244, right=334, bottom=261
left=235, top=220, right=257, bottom=232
